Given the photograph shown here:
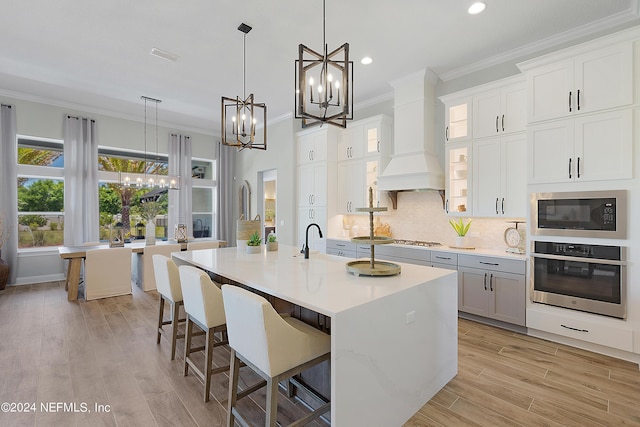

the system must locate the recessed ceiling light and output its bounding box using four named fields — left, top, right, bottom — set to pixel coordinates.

left=468, top=2, right=486, bottom=15
left=150, top=47, right=179, bottom=62
left=361, top=57, right=373, bottom=65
